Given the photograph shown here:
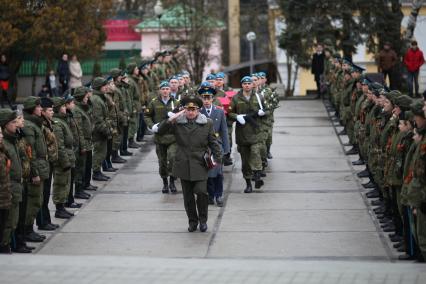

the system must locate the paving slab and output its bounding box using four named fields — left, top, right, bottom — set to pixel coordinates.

left=225, top=193, right=367, bottom=210
left=273, top=126, right=337, bottom=136
left=209, top=232, right=387, bottom=258
left=60, top=210, right=220, bottom=233
left=228, top=172, right=359, bottom=192
left=219, top=209, right=376, bottom=232
left=267, top=146, right=344, bottom=158
left=272, top=135, right=341, bottom=146
left=265, top=157, right=352, bottom=172
left=39, top=233, right=211, bottom=257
